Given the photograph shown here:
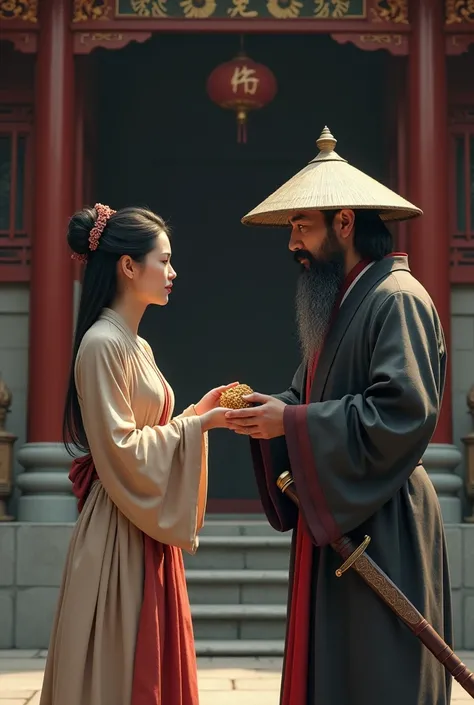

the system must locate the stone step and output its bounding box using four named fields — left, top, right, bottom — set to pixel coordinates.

left=184, top=536, right=291, bottom=570
left=187, top=569, right=289, bottom=582
left=186, top=569, right=289, bottom=605
left=31, top=640, right=286, bottom=658
left=191, top=604, right=287, bottom=641
left=195, top=639, right=285, bottom=656
left=200, top=519, right=288, bottom=537
left=205, top=514, right=267, bottom=520
left=185, top=531, right=291, bottom=644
